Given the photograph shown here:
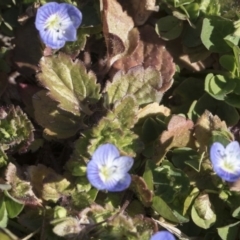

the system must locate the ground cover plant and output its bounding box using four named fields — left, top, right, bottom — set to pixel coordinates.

left=1, top=0, right=240, bottom=239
